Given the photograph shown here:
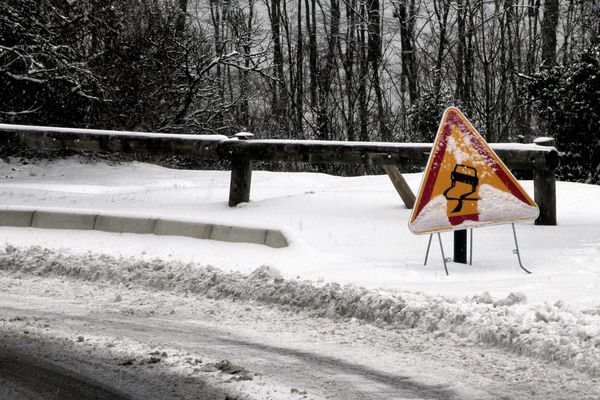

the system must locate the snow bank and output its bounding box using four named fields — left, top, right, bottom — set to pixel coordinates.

left=1, top=245, right=599, bottom=376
